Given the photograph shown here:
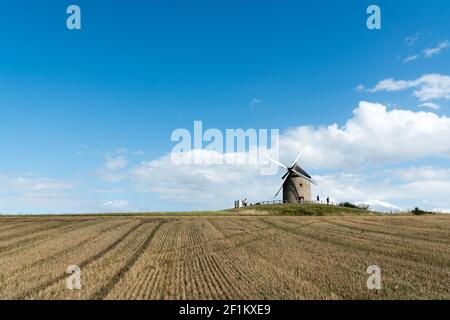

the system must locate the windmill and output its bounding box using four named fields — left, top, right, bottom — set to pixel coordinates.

left=266, top=148, right=316, bottom=203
